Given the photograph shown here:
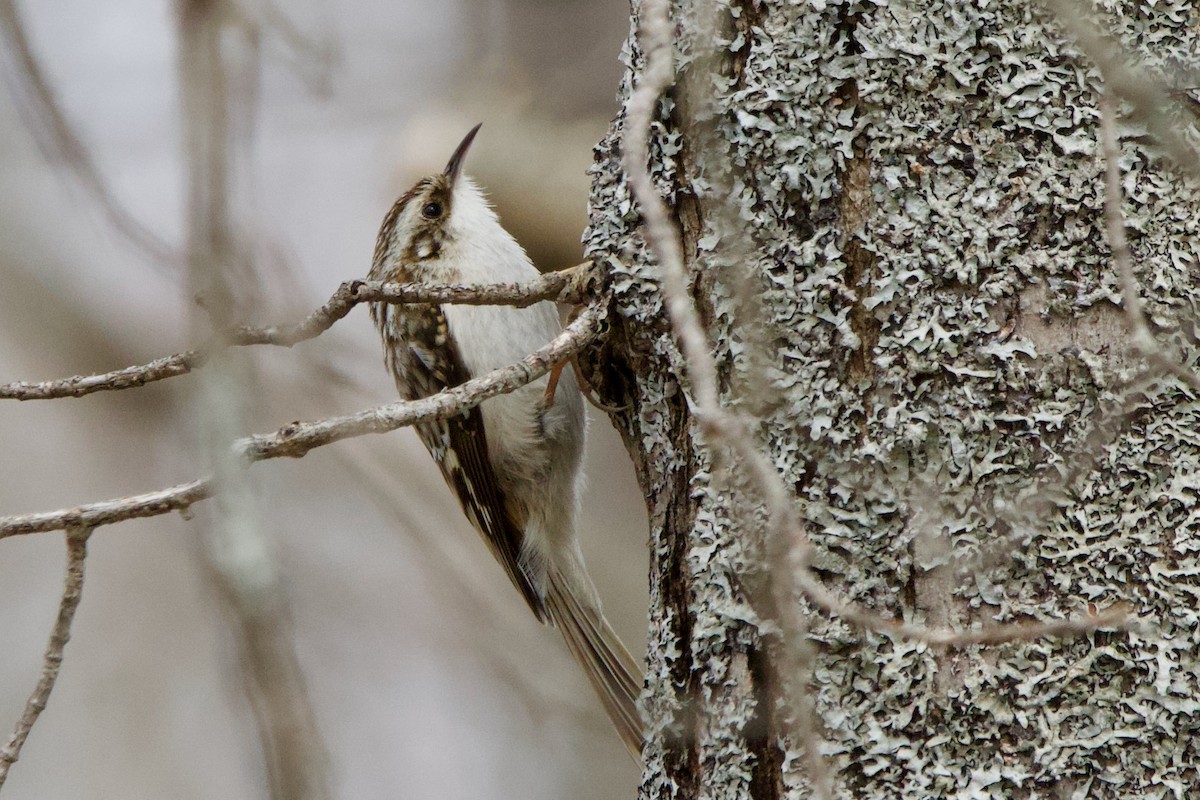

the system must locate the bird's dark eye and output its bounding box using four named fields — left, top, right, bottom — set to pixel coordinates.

left=421, top=201, right=443, bottom=219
